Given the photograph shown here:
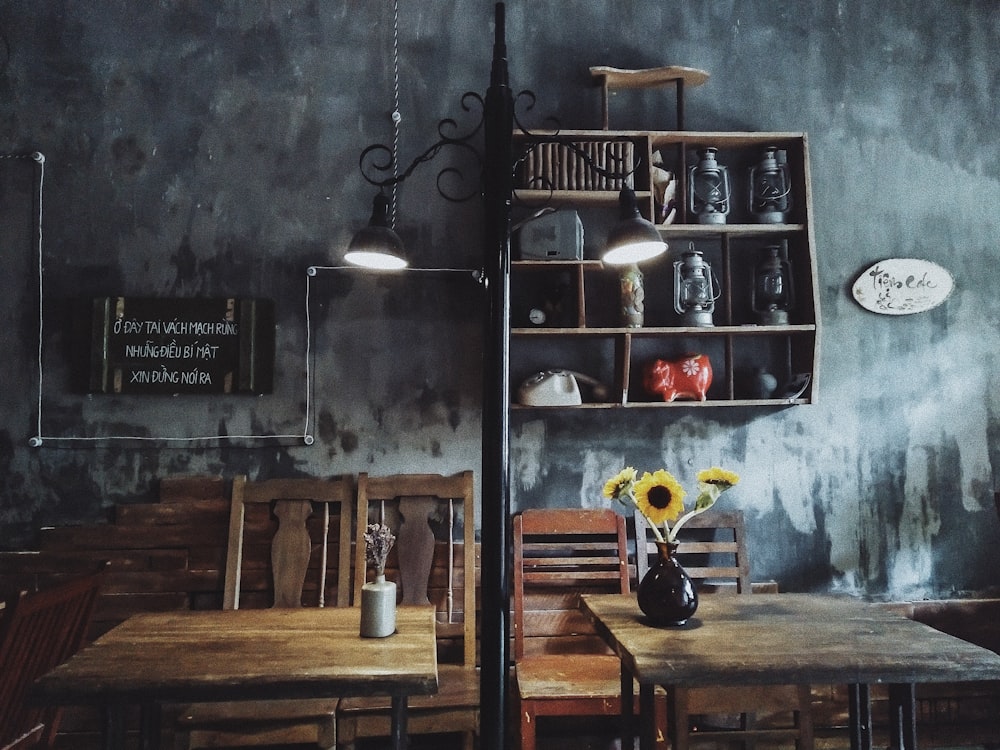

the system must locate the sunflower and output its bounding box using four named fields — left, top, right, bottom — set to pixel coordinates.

left=634, top=469, right=686, bottom=525
left=602, top=467, right=637, bottom=501
left=697, top=467, right=740, bottom=490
